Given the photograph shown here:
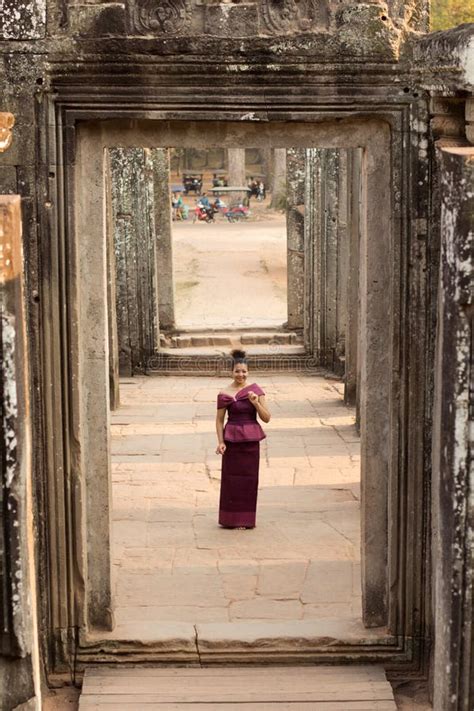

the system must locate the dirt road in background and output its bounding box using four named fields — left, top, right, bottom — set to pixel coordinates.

left=172, top=215, right=287, bottom=330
